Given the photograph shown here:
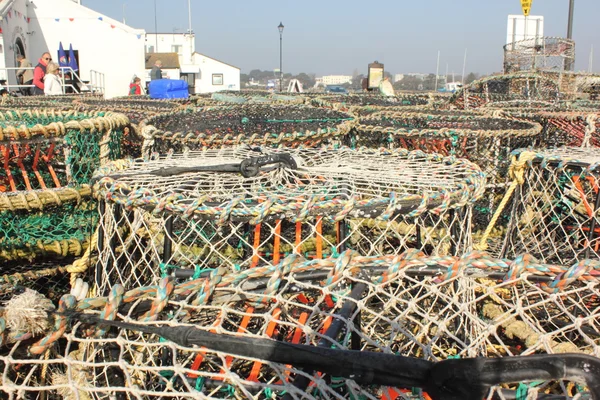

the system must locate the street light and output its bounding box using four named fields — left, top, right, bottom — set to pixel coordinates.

left=278, top=22, right=284, bottom=92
